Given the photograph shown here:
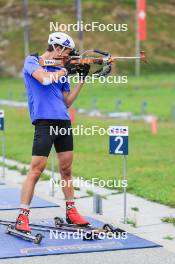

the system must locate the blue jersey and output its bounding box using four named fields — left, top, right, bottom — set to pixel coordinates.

left=23, top=55, right=70, bottom=124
